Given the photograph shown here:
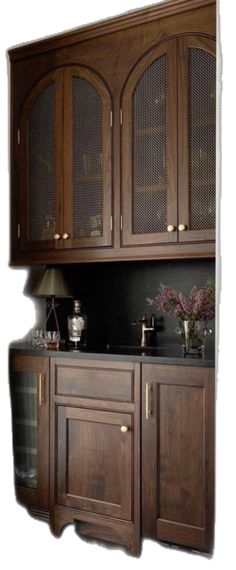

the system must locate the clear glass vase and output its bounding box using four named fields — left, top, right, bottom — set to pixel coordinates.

left=175, top=320, right=212, bottom=355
